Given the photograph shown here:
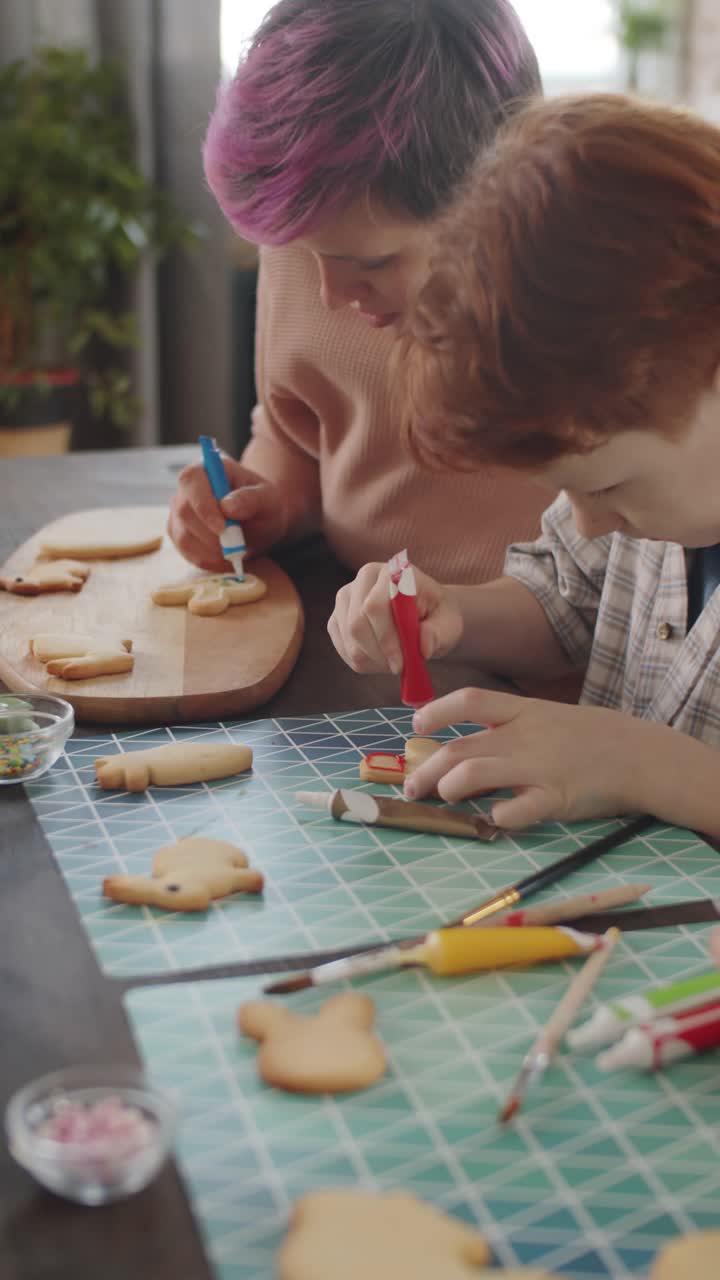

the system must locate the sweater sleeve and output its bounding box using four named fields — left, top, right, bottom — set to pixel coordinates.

left=503, top=494, right=610, bottom=669
left=240, top=251, right=323, bottom=538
